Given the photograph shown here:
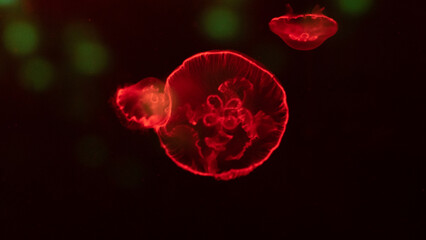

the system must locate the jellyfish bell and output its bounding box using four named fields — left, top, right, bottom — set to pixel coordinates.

left=114, top=77, right=171, bottom=130
left=157, top=50, right=289, bottom=180
left=269, top=4, right=338, bottom=51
